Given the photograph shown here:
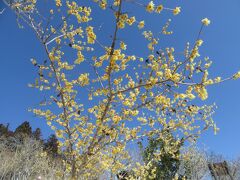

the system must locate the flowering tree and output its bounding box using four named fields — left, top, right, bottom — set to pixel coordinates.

left=178, top=146, right=209, bottom=179
left=5, top=0, right=240, bottom=179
